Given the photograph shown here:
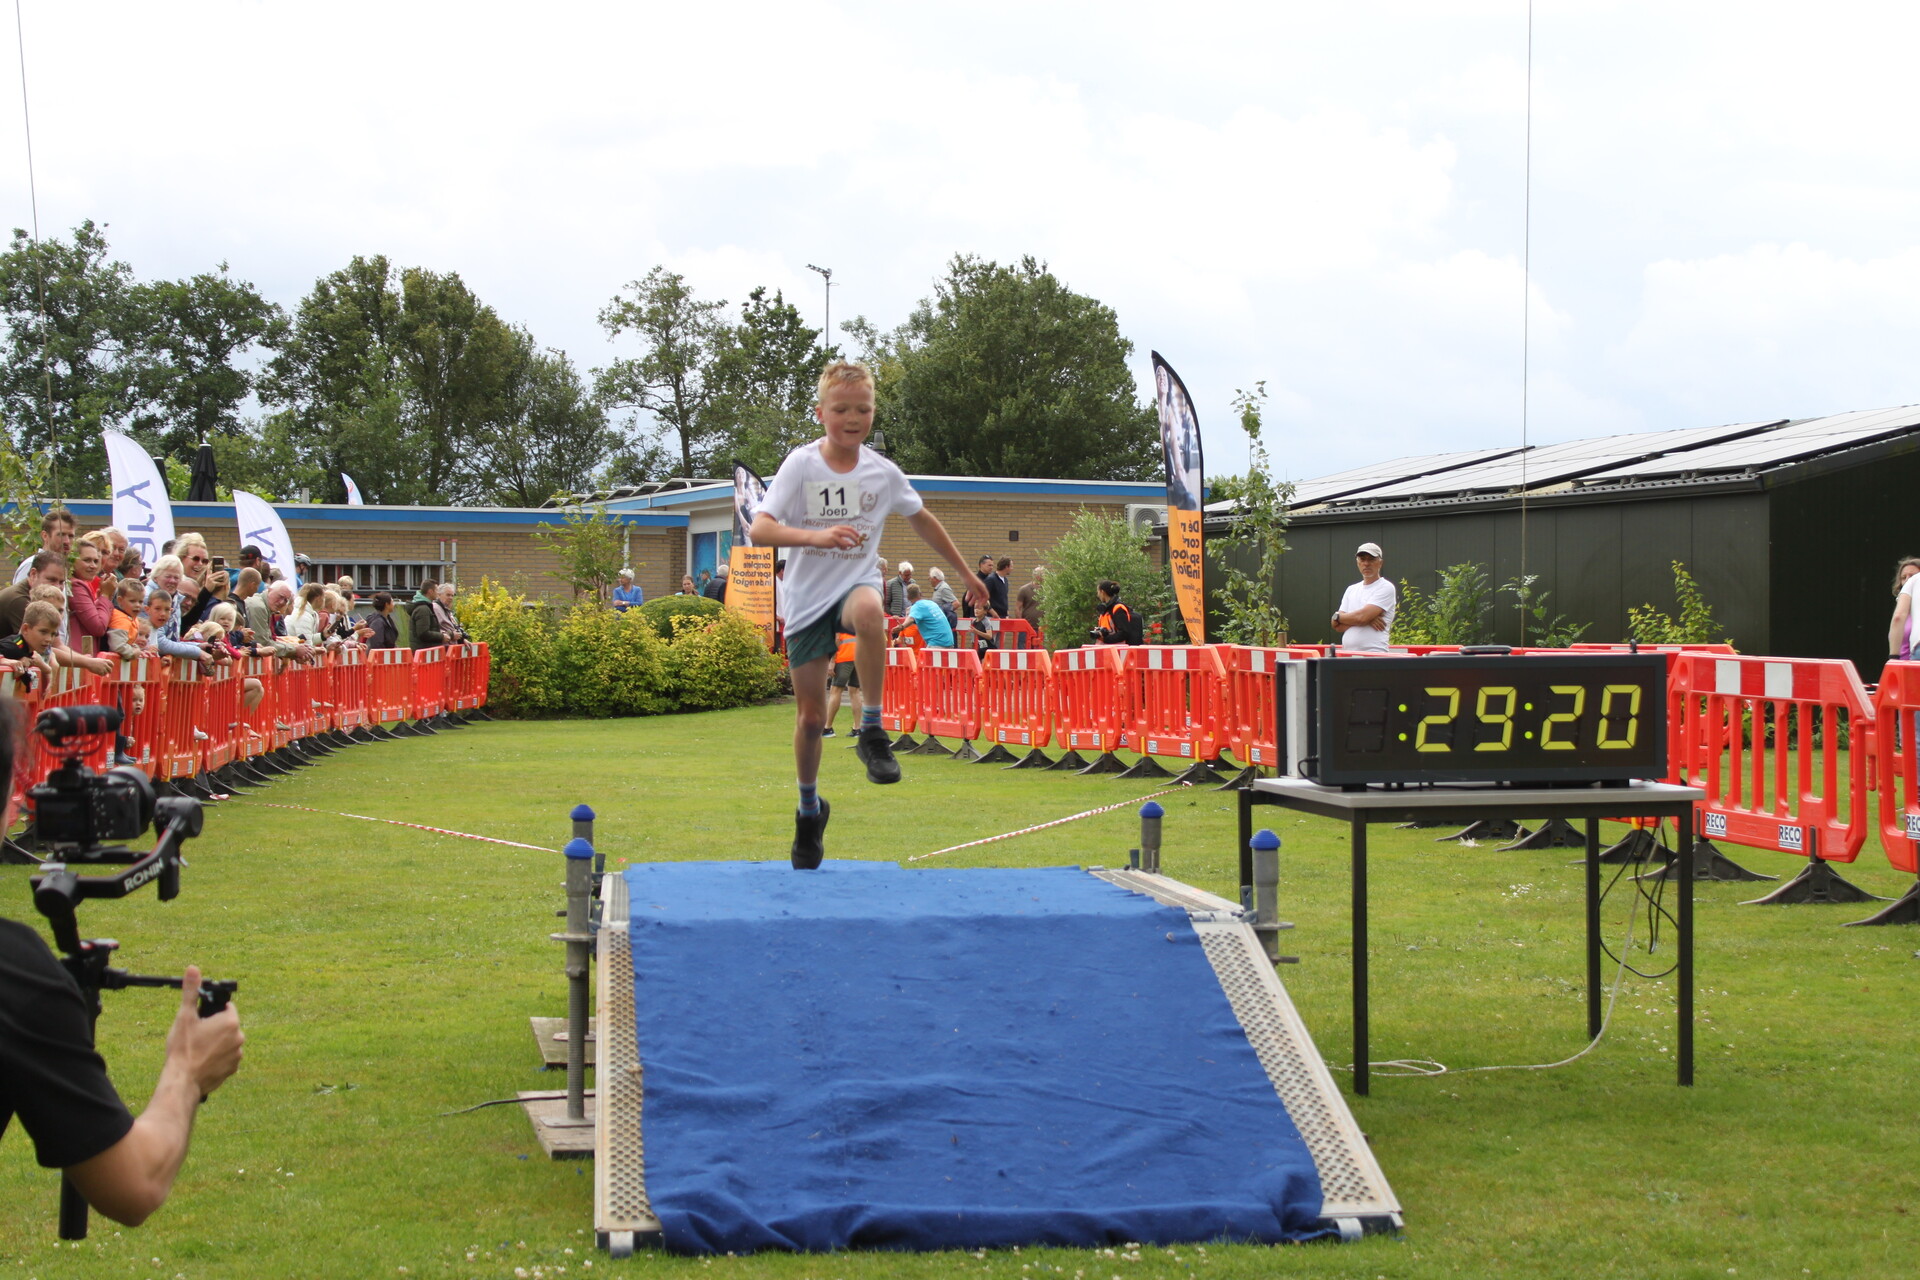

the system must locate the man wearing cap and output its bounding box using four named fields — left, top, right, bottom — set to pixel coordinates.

left=1332, top=542, right=1396, bottom=651
left=612, top=568, right=643, bottom=611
